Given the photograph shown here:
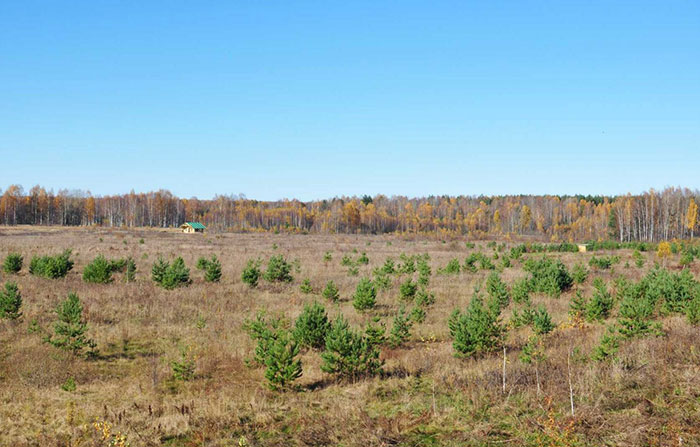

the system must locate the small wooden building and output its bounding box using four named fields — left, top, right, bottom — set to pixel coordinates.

left=577, top=244, right=588, bottom=253
left=181, top=222, right=206, bottom=233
